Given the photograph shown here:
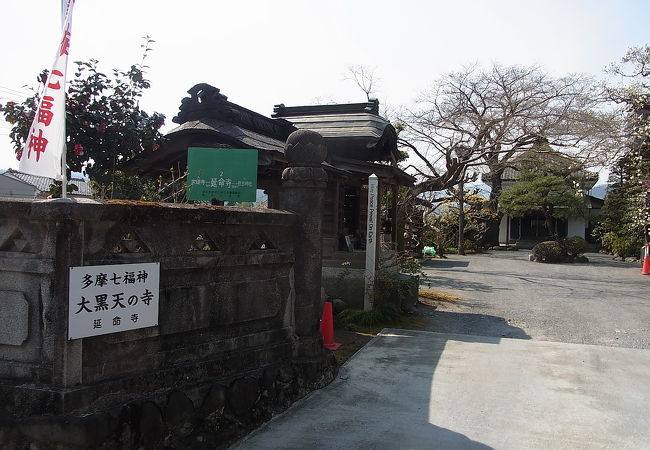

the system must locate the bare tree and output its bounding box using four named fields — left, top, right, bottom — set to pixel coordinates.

left=401, top=63, right=620, bottom=210
left=605, top=45, right=649, bottom=145
left=345, top=65, right=381, bottom=101
left=607, top=45, right=650, bottom=88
